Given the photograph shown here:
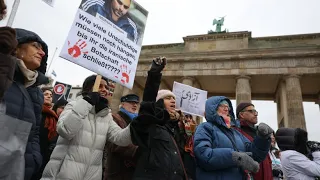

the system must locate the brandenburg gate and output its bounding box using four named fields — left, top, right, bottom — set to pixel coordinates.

left=111, top=31, right=320, bottom=129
